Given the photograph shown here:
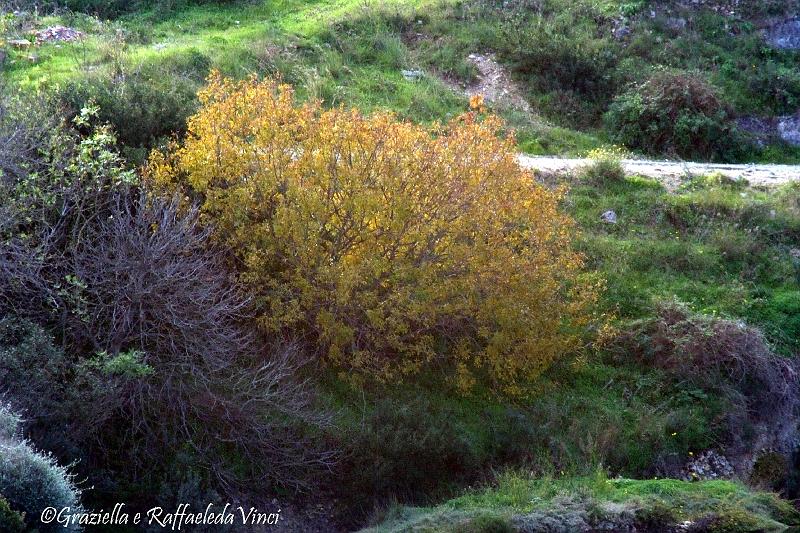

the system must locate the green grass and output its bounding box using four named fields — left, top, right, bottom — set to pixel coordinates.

left=7, top=0, right=800, bottom=160
left=567, top=173, right=800, bottom=351
left=363, top=473, right=800, bottom=532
